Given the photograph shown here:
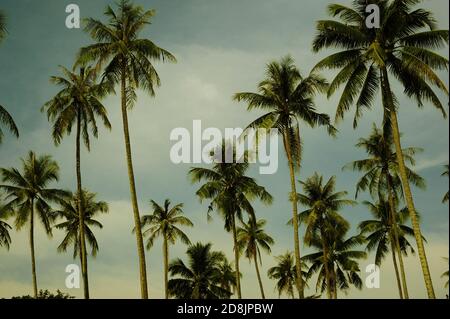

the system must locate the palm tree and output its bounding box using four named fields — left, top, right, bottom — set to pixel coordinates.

left=53, top=190, right=108, bottom=276
left=312, top=0, right=449, bottom=298
left=42, top=65, right=111, bottom=299
left=189, top=144, right=273, bottom=298
left=0, top=201, right=12, bottom=249
left=234, top=56, right=335, bottom=298
left=291, top=173, right=355, bottom=298
left=140, top=199, right=193, bottom=299
left=344, top=124, right=425, bottom=298
left=0, top=10, right=19, bottom=144
left=267, top=252, right=308, bottom=299
left=442, top=165, right=449, bottom=203
left=78, top=0, right=176, bottom=298
left=0, top=151, right=68, bottom=297
left=168, top=242, right=232, bottom=299
left=303, top=227, right=367, bottom=299
left=359, top=199, right=417, bottom=298
left=237, top=218, right=274, bottom=299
